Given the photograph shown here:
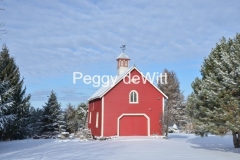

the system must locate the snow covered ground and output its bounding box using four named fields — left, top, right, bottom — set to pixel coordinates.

left=0, top=133, right=239, bottom=160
